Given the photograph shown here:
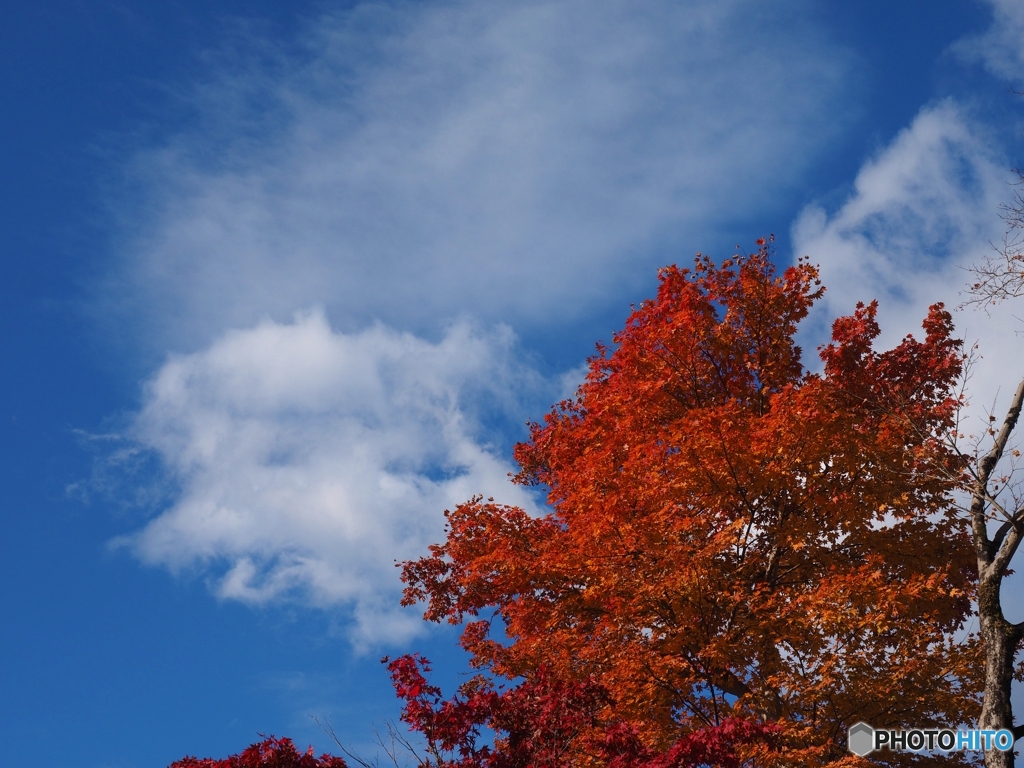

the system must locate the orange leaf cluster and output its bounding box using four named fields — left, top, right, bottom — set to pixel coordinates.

left=402, top=244, right=980, bottom=766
